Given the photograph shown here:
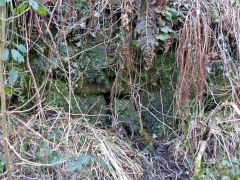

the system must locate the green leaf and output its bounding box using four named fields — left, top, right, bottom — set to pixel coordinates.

left=65, top=161, right=82, bottom=172
left=156, top=34, right=170, bottom=41
left=80, top=22, right=85, bottom=29
left=155, top=10, right=165, bottom=15
left=90, top=32, right=96, bottom=38
left=99, top=159, right=108, bottom=170
left=159, top=20, right=166, bottom=26
left=75, top=41, right=81, bottom=47
left=37, top=5, right=46, bottom=15
left=51, top=157, right=63, bottom=167
left=67, top=156, right=75, bottom=162
left=14, top=44, right=27, bottom=53
left=94, top=11, right=100, bottom=17
left=130, top=40, right=137, bottom=47
left=222, top=159, right=231, bottom=167
left=52, top=151, right=59, bottom=157
left=29, top=0, right=38, bottom=10
left=164, top=11, right=172, bottom=18
left=13, top=2, right=28, bottom=15
left=47, top=133, right=55, bottom=140
left=76, top=154, right=90, bottom=165
left=160, top=26, right=173, bottom=33
left=11, top=49, right=24, bottom=63
left=15, top=67, right=23, bottom=72
left=1, top=48, right=9, bottom=61
left=56, top=129, right=64, bottom=135
left=205, top=67, right=211, bottom=73
left=227, top=56, right=233, bottom=62
left=218, top=34, right=224, bottom=41
left=172, top=19, right=178, bottom=25
left=184, top=3, right=191, bottom=9
left=47, top=149, right=53, bottom=156
left=4, top=87, right=11, bottom=94
left=9, top=69, right=18, bottom=84
left=94, top=158, right=109, bottom=170
left=169, top=8, right=178, bottom=18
